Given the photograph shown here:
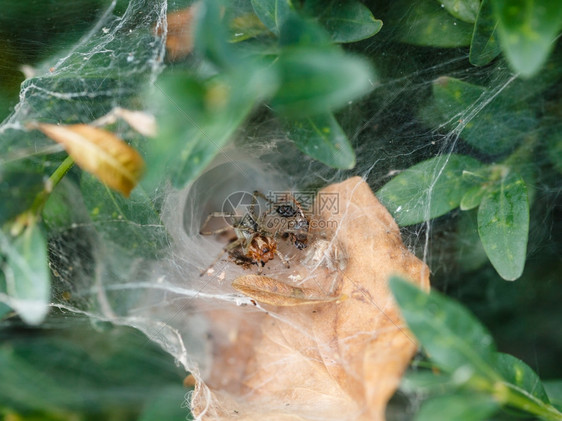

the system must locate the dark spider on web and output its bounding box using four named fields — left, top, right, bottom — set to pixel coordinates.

left=199, top=191, right=310, bottom=276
